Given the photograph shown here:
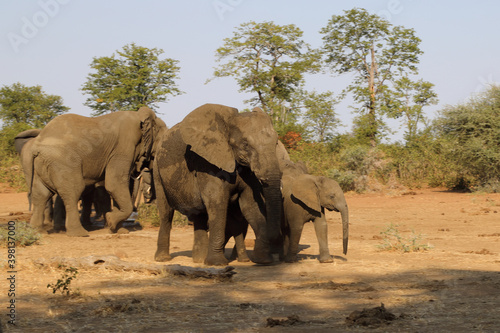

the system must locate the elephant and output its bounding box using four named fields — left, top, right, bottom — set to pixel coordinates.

left=153, top=103, right=282, bottom=266
left=23, top=107, right=163, bottom=237
left=14, top=129, right=42, bottom=154
left=223, top=148, right=348, bottom=264
left=281, top=162, right=349, bottom=263
left=15, top=129, right=54, bottom=225
left=15, top=130, right=125, bottom=231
